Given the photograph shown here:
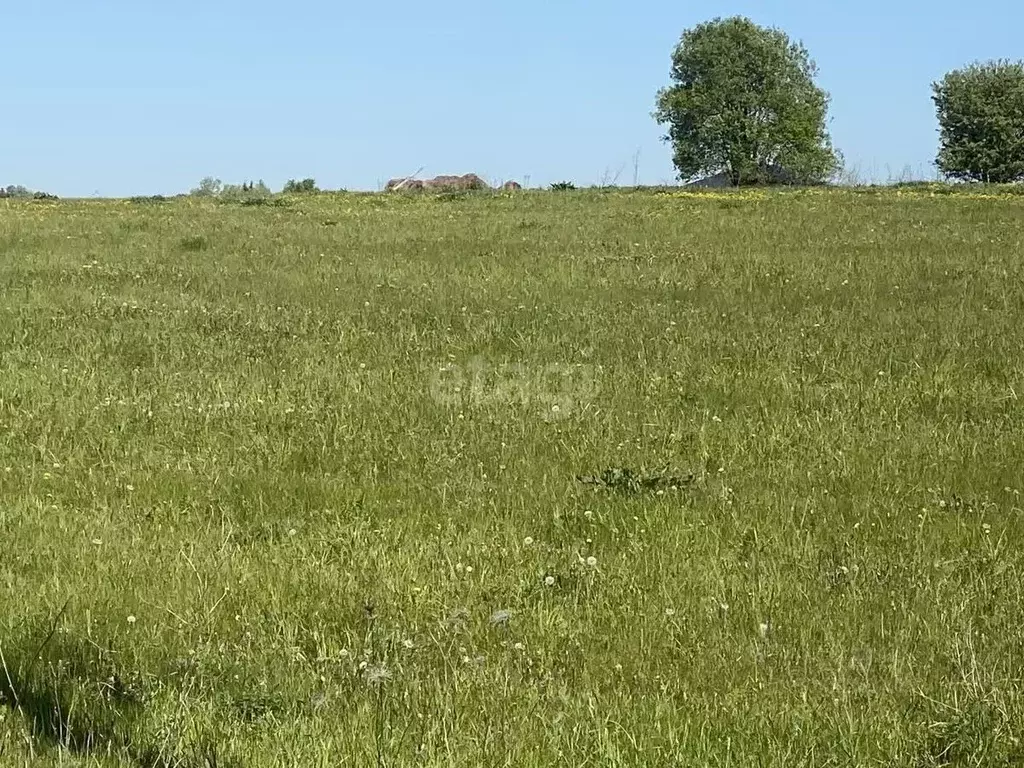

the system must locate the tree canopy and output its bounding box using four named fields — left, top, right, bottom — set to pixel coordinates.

left=654, top=16, right=840, bottom=186
left=932, top=60, right=1024, bottom=184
